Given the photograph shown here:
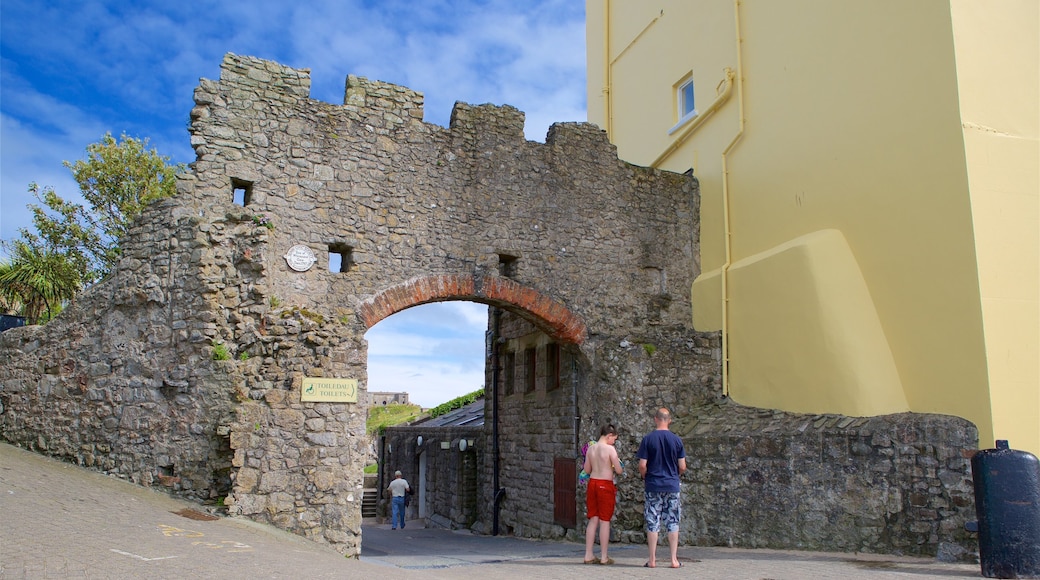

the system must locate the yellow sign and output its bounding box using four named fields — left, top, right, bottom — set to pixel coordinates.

left=301, top=377, right=358, bottom=403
